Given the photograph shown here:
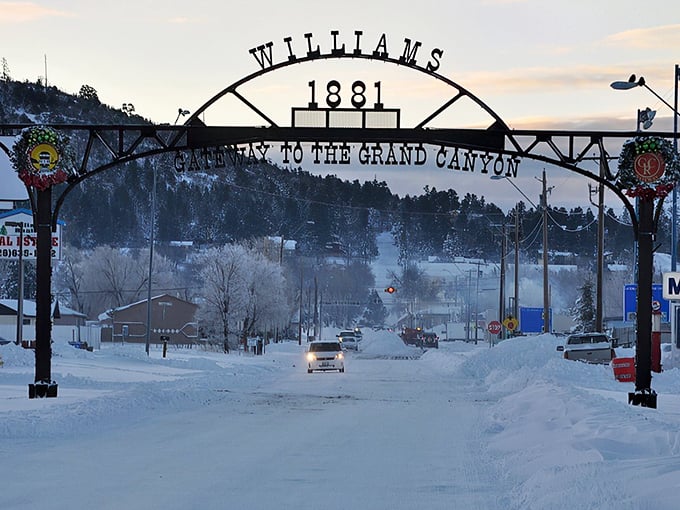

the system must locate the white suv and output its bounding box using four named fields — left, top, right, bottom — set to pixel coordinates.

left=337, top=330, right=358, bottom=350
left=306, top=341, right=345, bottom=373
